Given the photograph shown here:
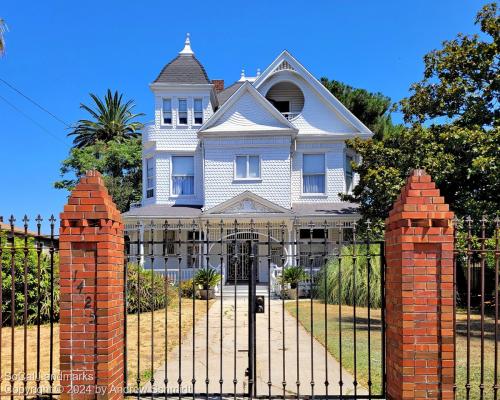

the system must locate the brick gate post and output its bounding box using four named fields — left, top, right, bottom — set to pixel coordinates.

left=59, top=170, right=124, bottom=400
left=385, top=169, right=455, bottom=400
